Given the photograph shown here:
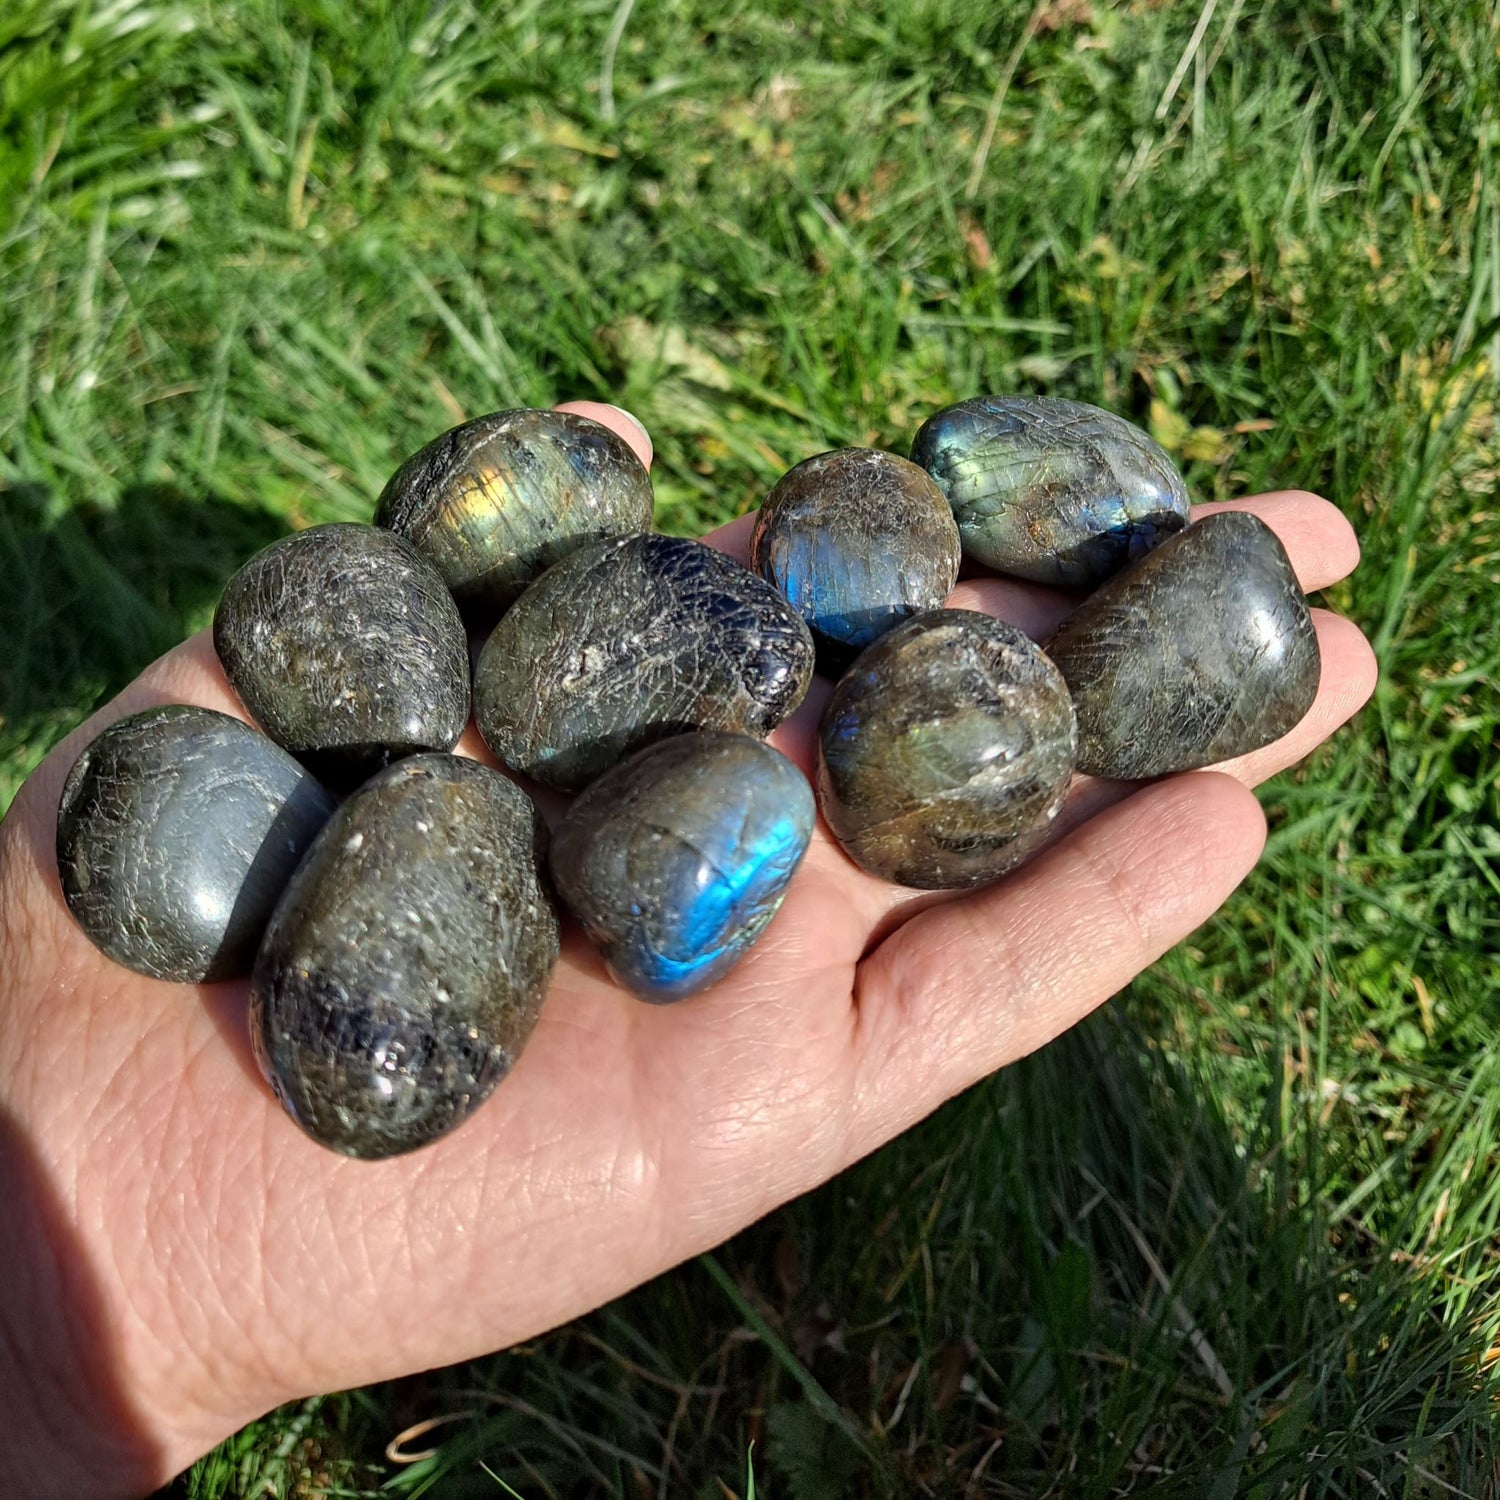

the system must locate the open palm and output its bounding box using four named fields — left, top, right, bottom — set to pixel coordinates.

left=0, top=405, right=1375, bottom=1497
